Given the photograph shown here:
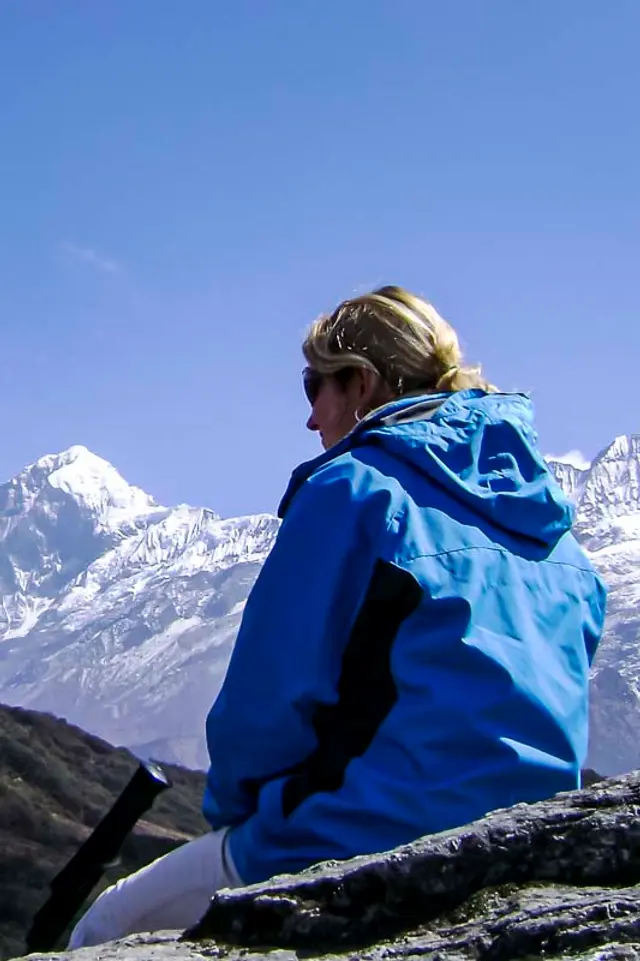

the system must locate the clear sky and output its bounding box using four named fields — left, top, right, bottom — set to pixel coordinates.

left=1, top=1, right=638, bottom=518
